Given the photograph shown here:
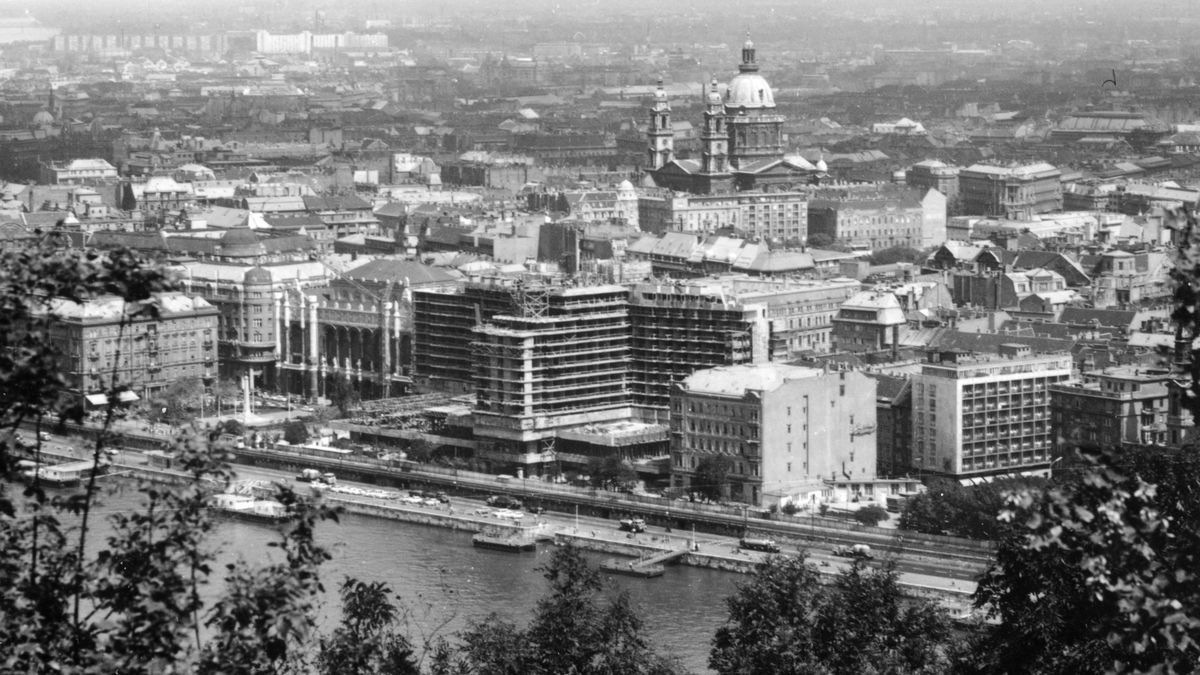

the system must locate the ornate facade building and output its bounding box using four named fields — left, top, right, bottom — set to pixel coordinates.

left=647, top=38, right=817, bottom=195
